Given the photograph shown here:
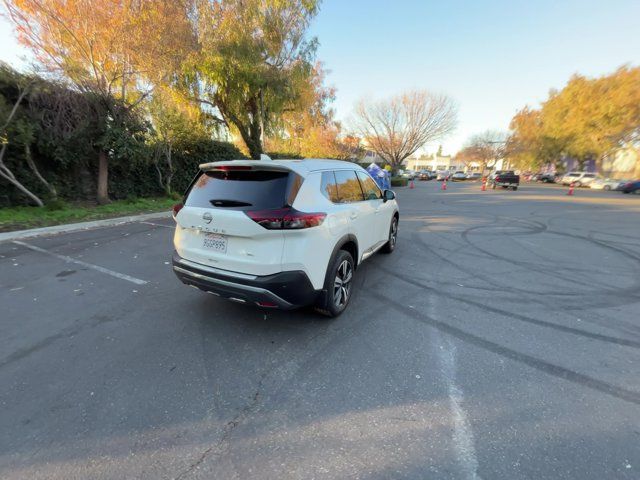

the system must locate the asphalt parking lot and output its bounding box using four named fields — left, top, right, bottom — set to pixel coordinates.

left=1, top=181, right=639, bottom=480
